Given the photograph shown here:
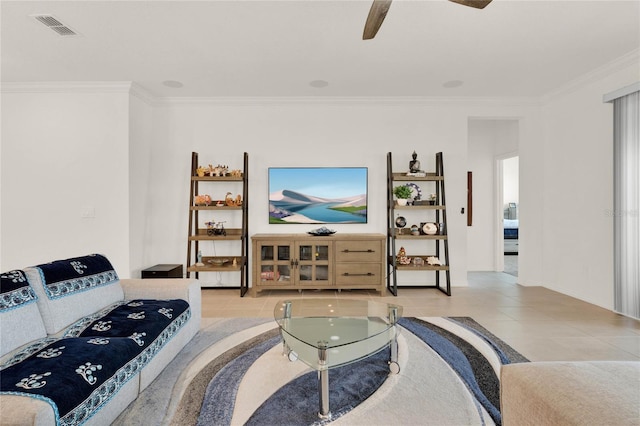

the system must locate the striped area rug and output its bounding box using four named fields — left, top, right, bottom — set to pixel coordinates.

left=115, top=317, right=528, bottom=426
